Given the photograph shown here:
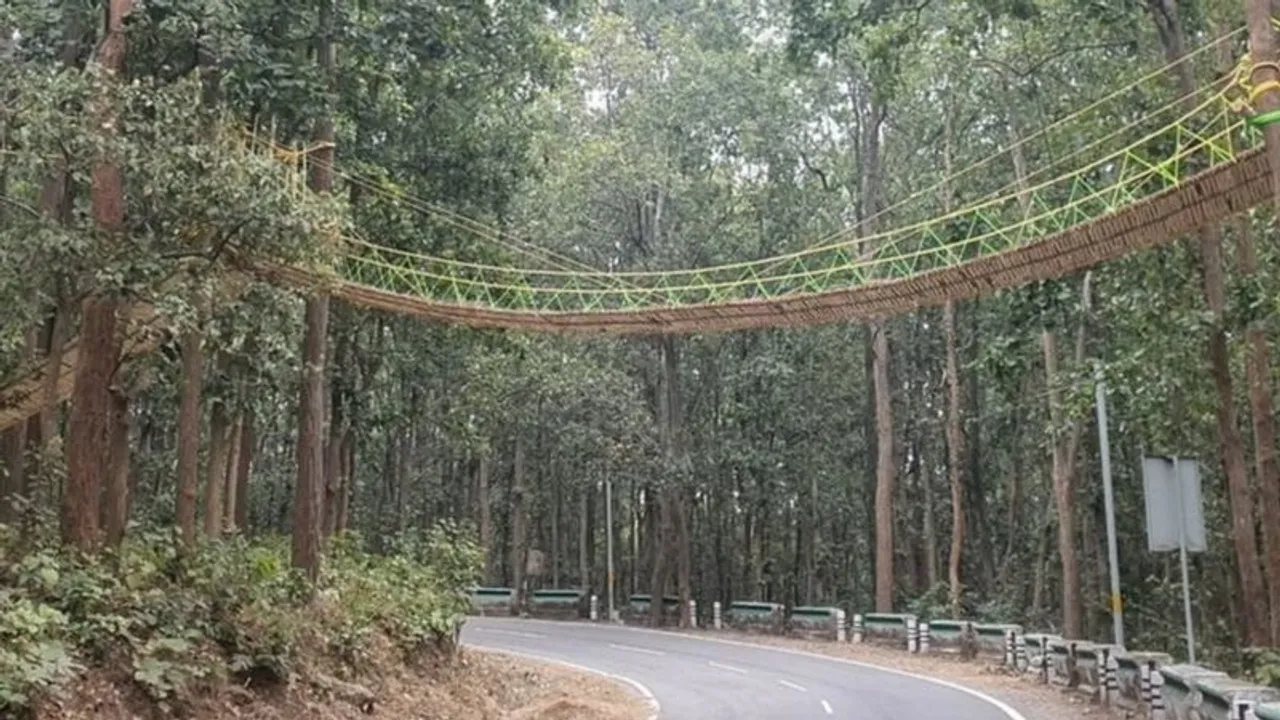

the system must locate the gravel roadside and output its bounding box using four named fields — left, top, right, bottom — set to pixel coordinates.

left=671, top=629, right=1124, bottom=720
